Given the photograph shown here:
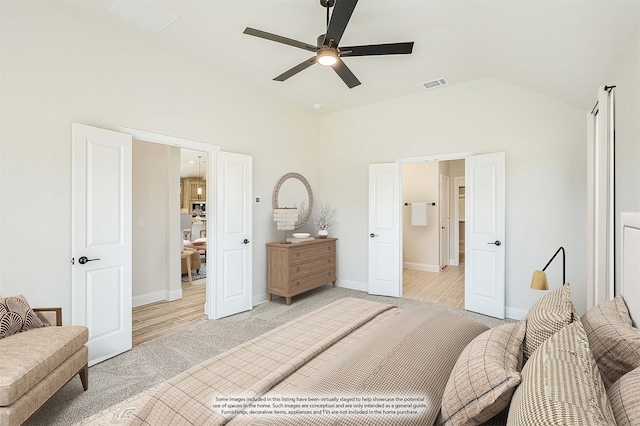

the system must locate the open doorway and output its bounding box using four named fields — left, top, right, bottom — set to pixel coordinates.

left=130, top=143, right=211, bottom=346
left=368, top=151, right=505, bottom=318
left=401, top=159, right=466, bottom=309
left=72, top=124, right=253, bottom=362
